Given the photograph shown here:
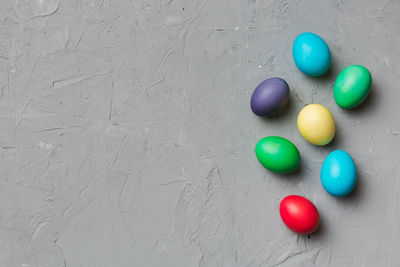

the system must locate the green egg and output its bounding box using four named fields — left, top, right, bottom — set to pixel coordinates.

left=334, top=65, right=372, bottom=109
left=255, top=136, right=300, bottom=173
